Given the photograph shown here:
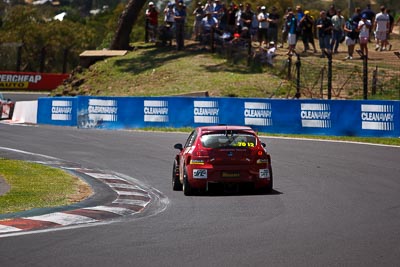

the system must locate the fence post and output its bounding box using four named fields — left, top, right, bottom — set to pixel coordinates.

left=372, top=66, right=378, bottom=96
left=211, top=27, right=215, bottom=53
left=325, top=51, right=333, bottom=100
left=247, top=38, right=252, bottom=66
left=295, top=52, right=301, bottom=99
left=320, top=67, right=325, bottom=99
left=363, top=56, right=368, bottom=100
left=287, top=54, right=292, bottom=80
